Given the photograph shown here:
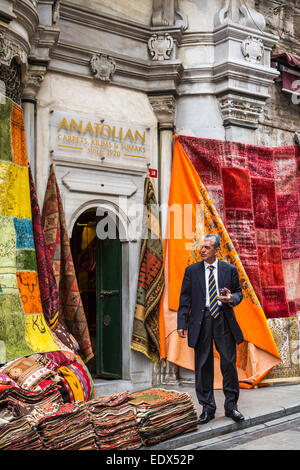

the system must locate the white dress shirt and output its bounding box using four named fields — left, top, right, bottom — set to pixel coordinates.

left=204, top=260, right=221, bottom=307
